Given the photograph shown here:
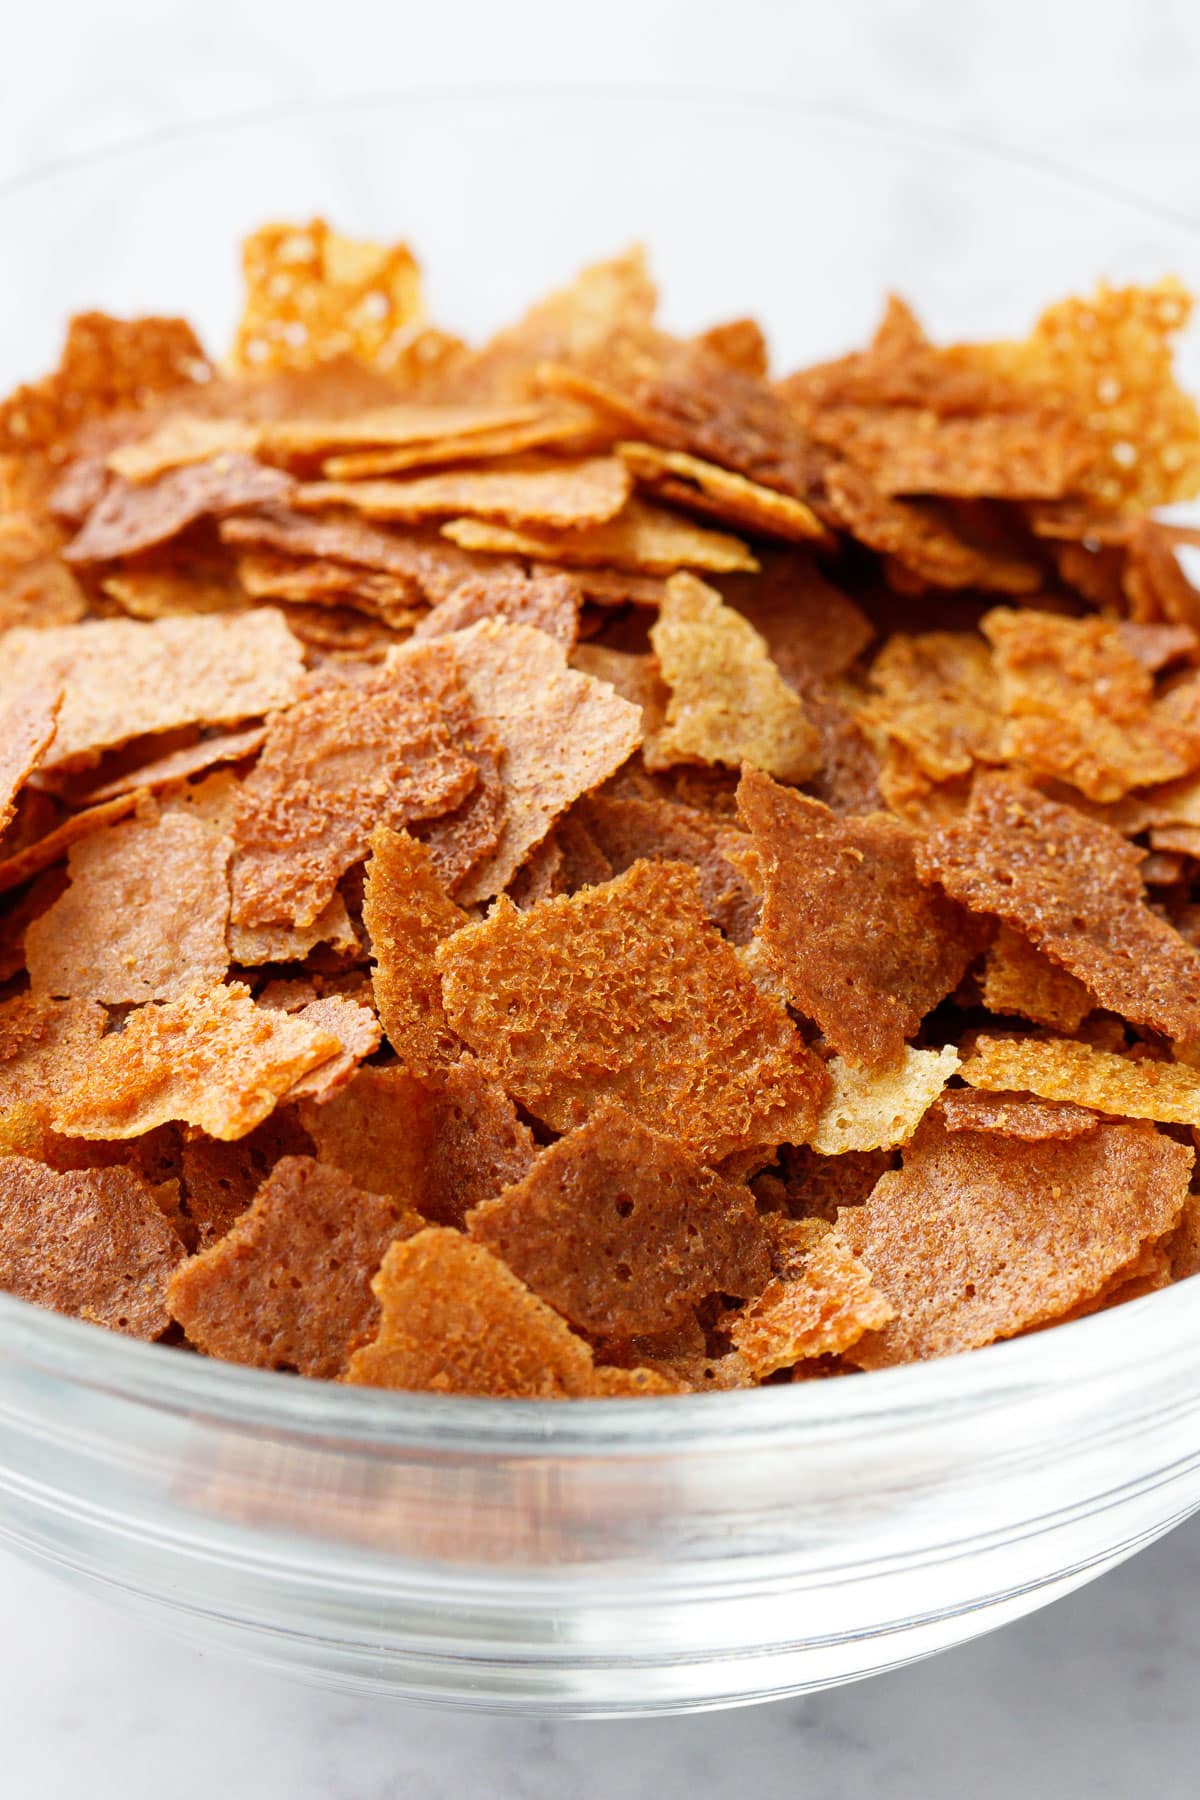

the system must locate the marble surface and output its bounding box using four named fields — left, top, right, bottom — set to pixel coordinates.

left=5, top=1, right=1200, bottom=1792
